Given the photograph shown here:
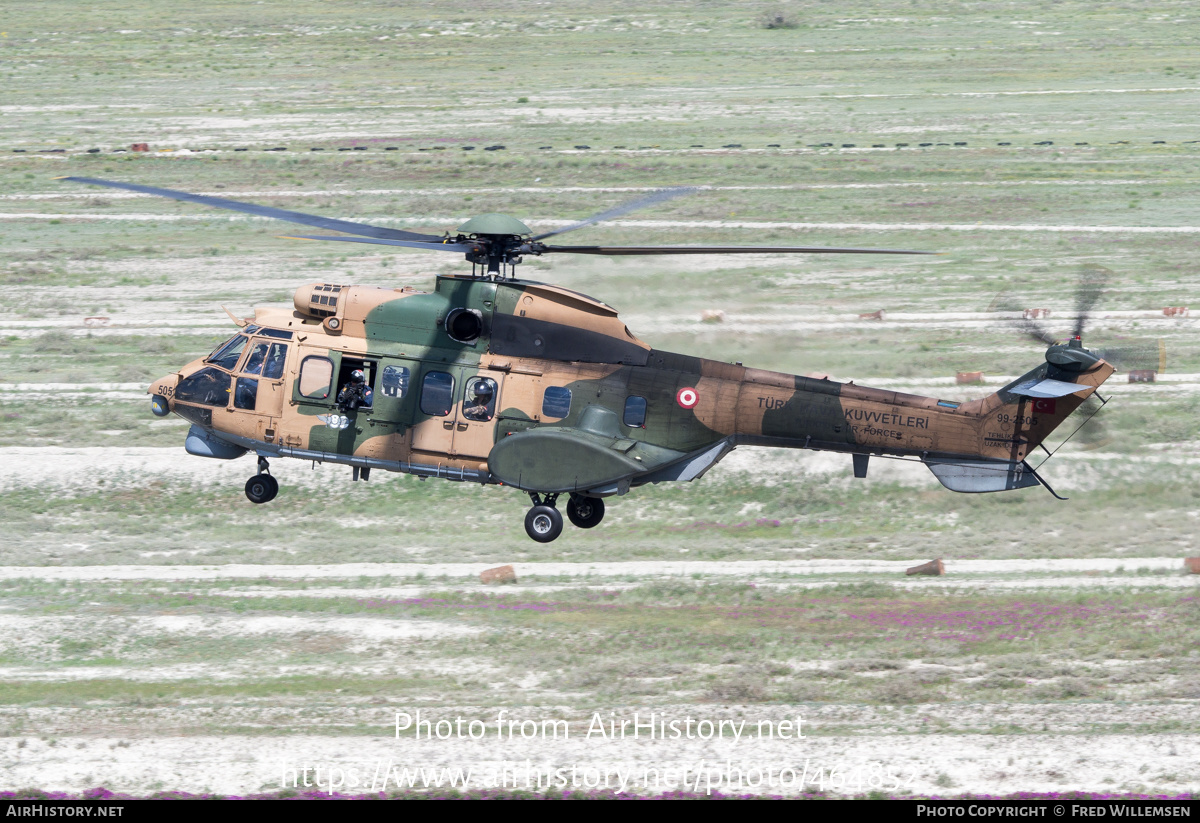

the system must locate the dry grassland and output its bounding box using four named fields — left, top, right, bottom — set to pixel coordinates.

left=0, top=0, right=1197, bottom=798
